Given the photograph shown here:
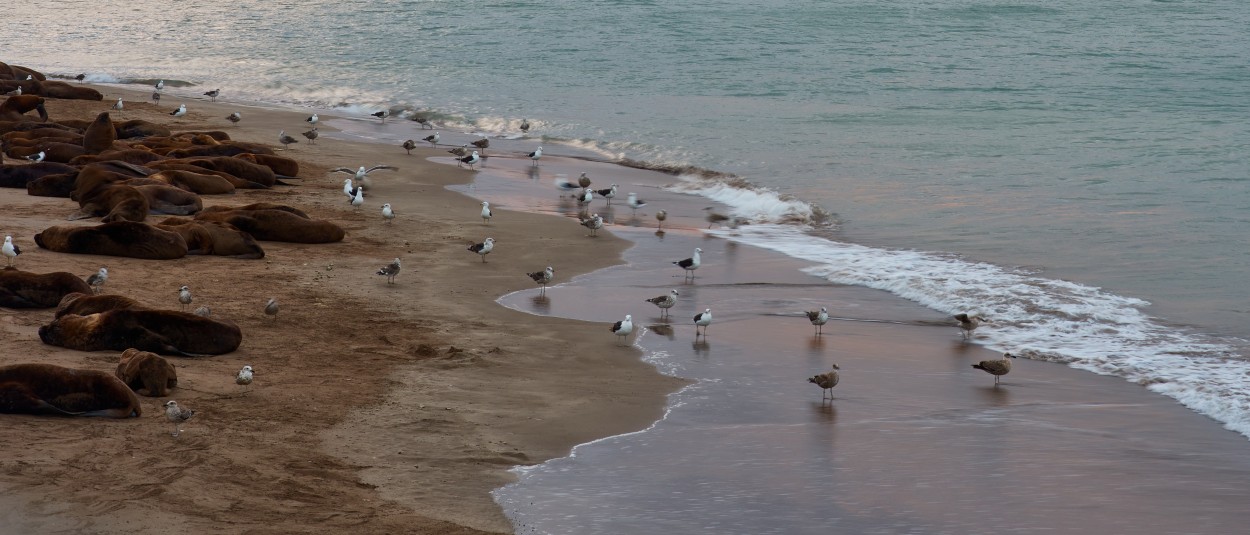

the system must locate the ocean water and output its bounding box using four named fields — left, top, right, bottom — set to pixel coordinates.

left=6, top=0, right=1250, bottom=530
